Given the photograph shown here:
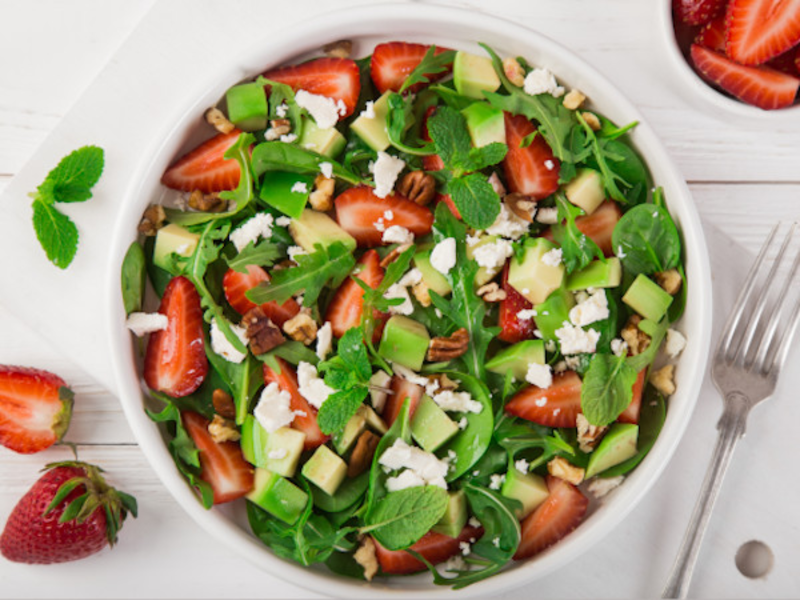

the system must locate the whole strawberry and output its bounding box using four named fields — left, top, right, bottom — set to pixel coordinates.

left=0, top=461, right=137, bottom=564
